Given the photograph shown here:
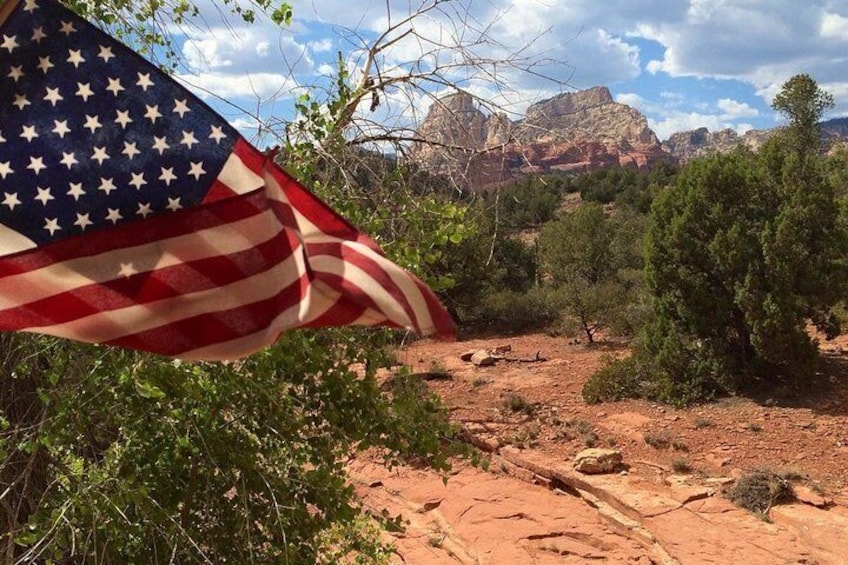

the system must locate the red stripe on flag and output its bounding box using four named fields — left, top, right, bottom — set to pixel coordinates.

left=201, top=178, right=239, bottom=204
left=105, top=271, right=312, bottom=357
left=307, top=240, right=456, bottom=338
left=233, top=138, right=266, bottom=174
left=412, top=278, right=456, bottom=340
left=0, top=231, right=291, bottom=330
left=306, top=240, right=420, bottom=326
left=258, top=155, right=382, bottom=251
left=0, top=189, right=269, bottom=276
